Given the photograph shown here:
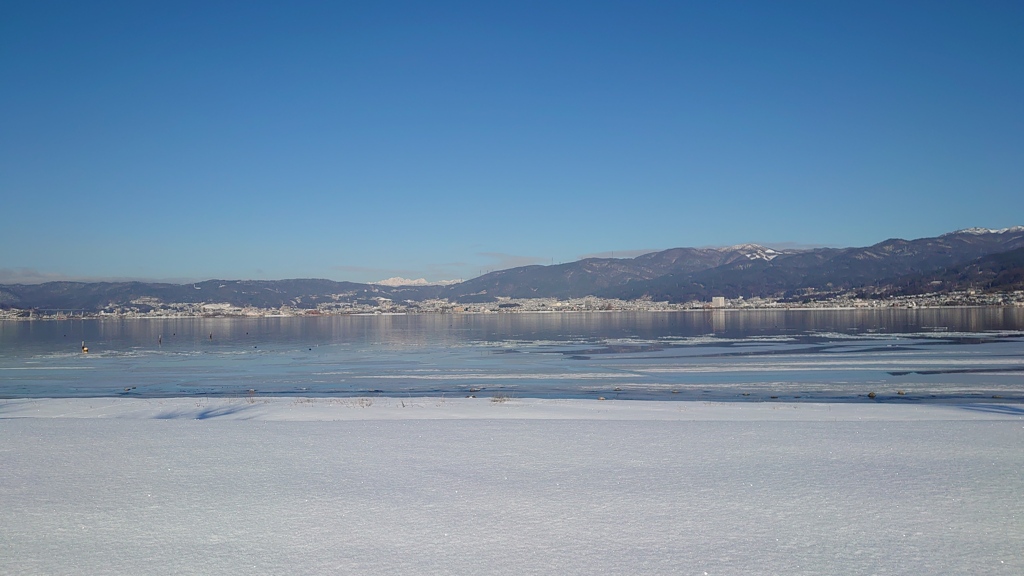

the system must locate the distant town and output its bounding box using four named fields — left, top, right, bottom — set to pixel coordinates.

left=3, top=290, right=1022, bottom=320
